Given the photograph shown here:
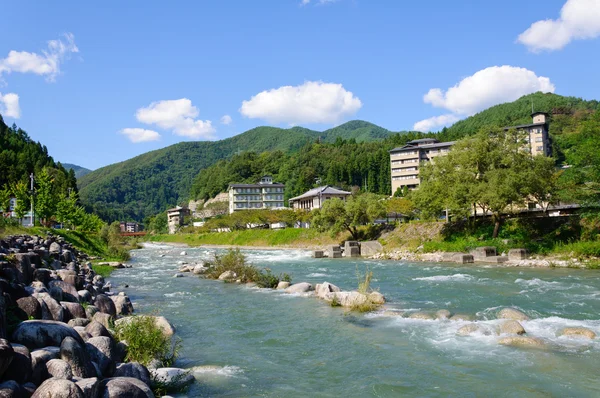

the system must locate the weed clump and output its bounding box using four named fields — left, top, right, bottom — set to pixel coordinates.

left=204, top=249, right=291, bottom=287
left=350, top=266, right=381, bottom=313
left=114, top=315, right=179, bottom=367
